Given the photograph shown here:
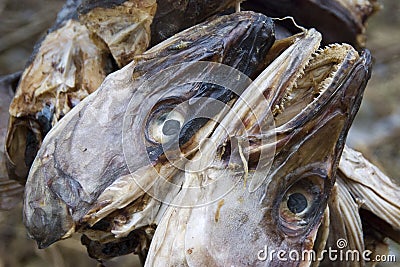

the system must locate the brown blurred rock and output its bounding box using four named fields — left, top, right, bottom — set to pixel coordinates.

left=347, top=0, right=400, bottom=181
